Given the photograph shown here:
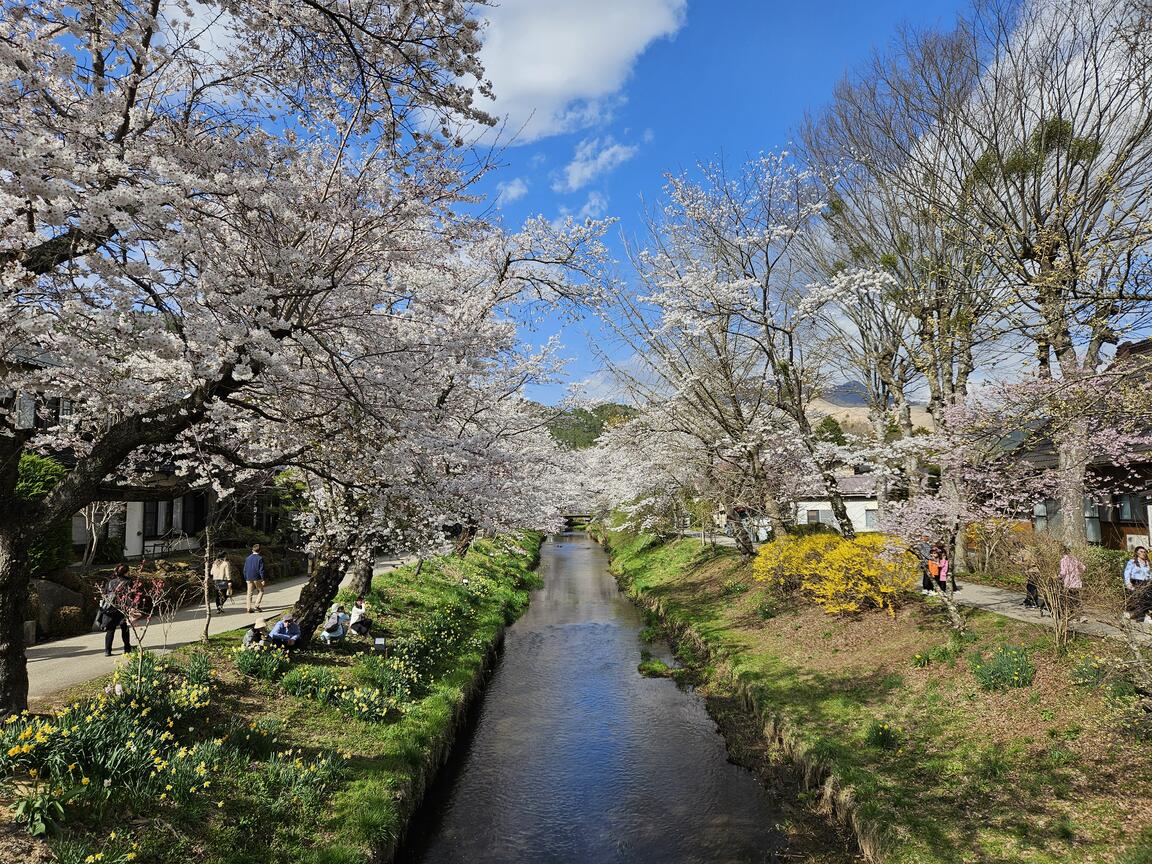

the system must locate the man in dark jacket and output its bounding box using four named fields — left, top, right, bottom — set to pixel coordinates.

left=243, top=543, right=267, bottom=613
